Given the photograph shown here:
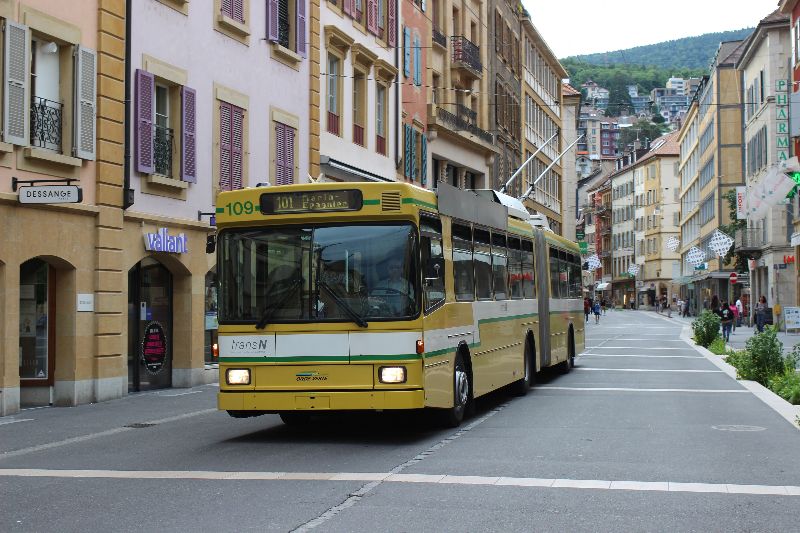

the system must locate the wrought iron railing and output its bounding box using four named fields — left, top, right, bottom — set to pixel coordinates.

left=353, top=124, right=364, bottom=146
left=153, top=124, right=174, bottom=177
left=433, top=26, right=447, bottom=48
left=30, top=96, right=62, bottom=152
left=450, top=35, right=481, bottom=74
left=376, top=135, right=386, bottom=155
left=327, top=112, right=340, bottom=136
left=436, top=106, right=493, bottom=144
left=278, top=19, right=290, bottom=49
left=454, top=103, right=477, bottom=125
left=735, top=228, right=765, bottom=250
